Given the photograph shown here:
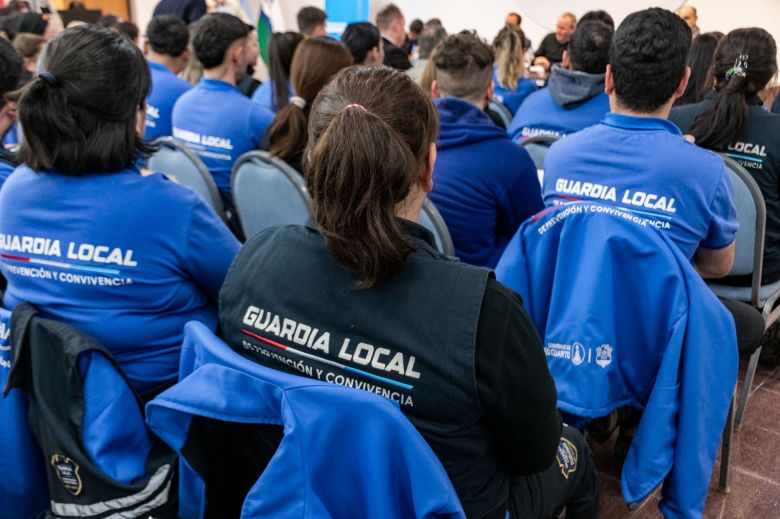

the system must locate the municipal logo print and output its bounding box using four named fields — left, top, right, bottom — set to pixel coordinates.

left=557, top=437, right=578, bottom=479
left=51, top=454, right=82, bottom=496
left=572, top=342, right=586, bottom=366
left=596, top=344, right=613, bottom=368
